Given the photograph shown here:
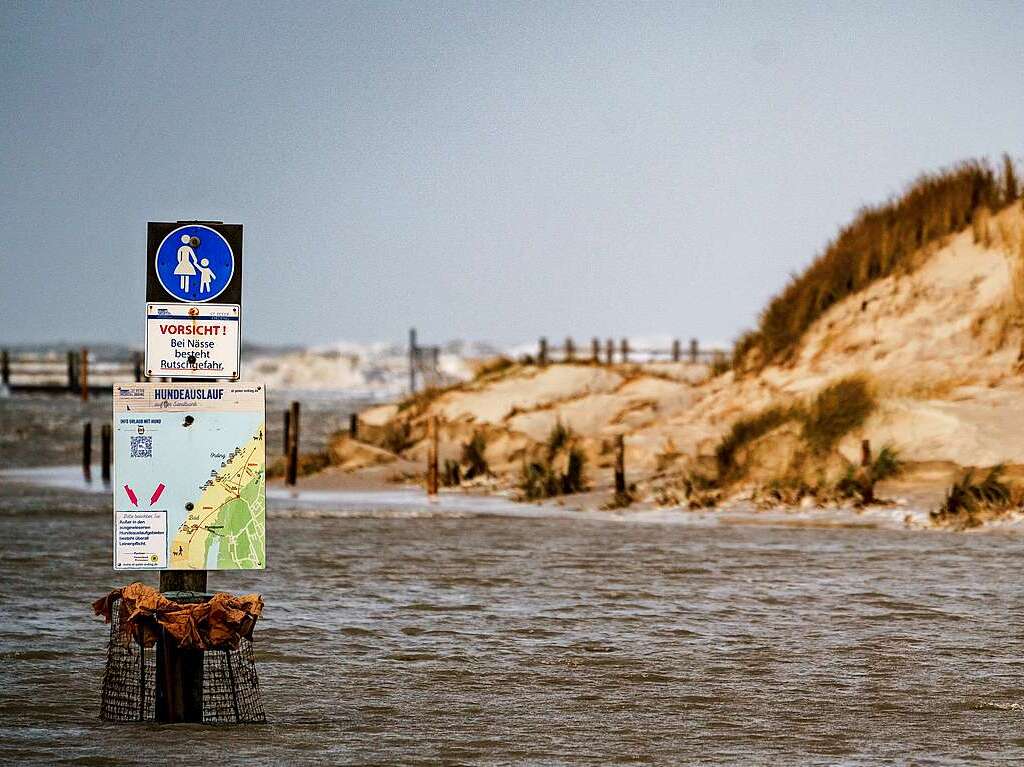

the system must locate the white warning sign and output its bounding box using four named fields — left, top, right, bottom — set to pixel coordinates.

left=144, top=303, right=240, bottom=379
